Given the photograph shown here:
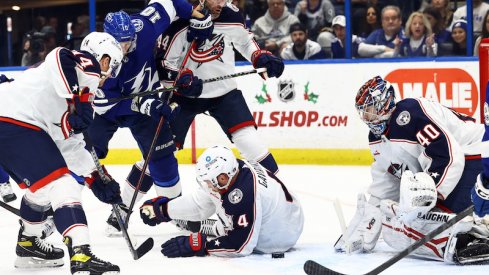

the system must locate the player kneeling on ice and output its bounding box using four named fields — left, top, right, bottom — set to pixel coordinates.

left=334, top=76, right=489, bottom=264
left=0, top=32, right=124, bottom=274
left=139, top=145, right=304, bottom=257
